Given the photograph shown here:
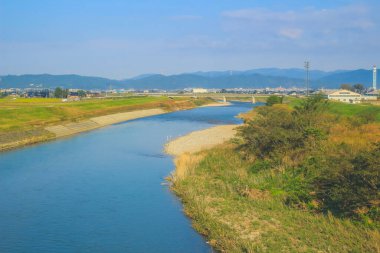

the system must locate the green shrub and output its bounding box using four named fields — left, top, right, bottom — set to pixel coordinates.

left=238, top=95, right=329, bottom=160
left=249, top=160, right=272, bottom=173
left=266, top=95, right=283, bottom=106
left=314, top=144, right=380, bottom=221
left=238, top=95, right=380, bottom=224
